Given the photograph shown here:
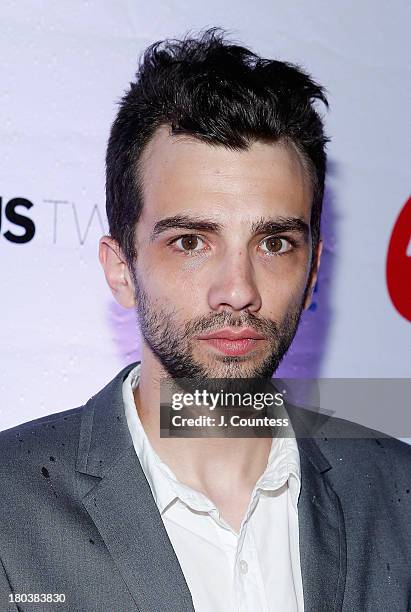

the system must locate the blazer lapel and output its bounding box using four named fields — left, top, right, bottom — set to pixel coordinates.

left=296, top=434, right=347, bottom=612
left=76, top=364, right=194, bottom=612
